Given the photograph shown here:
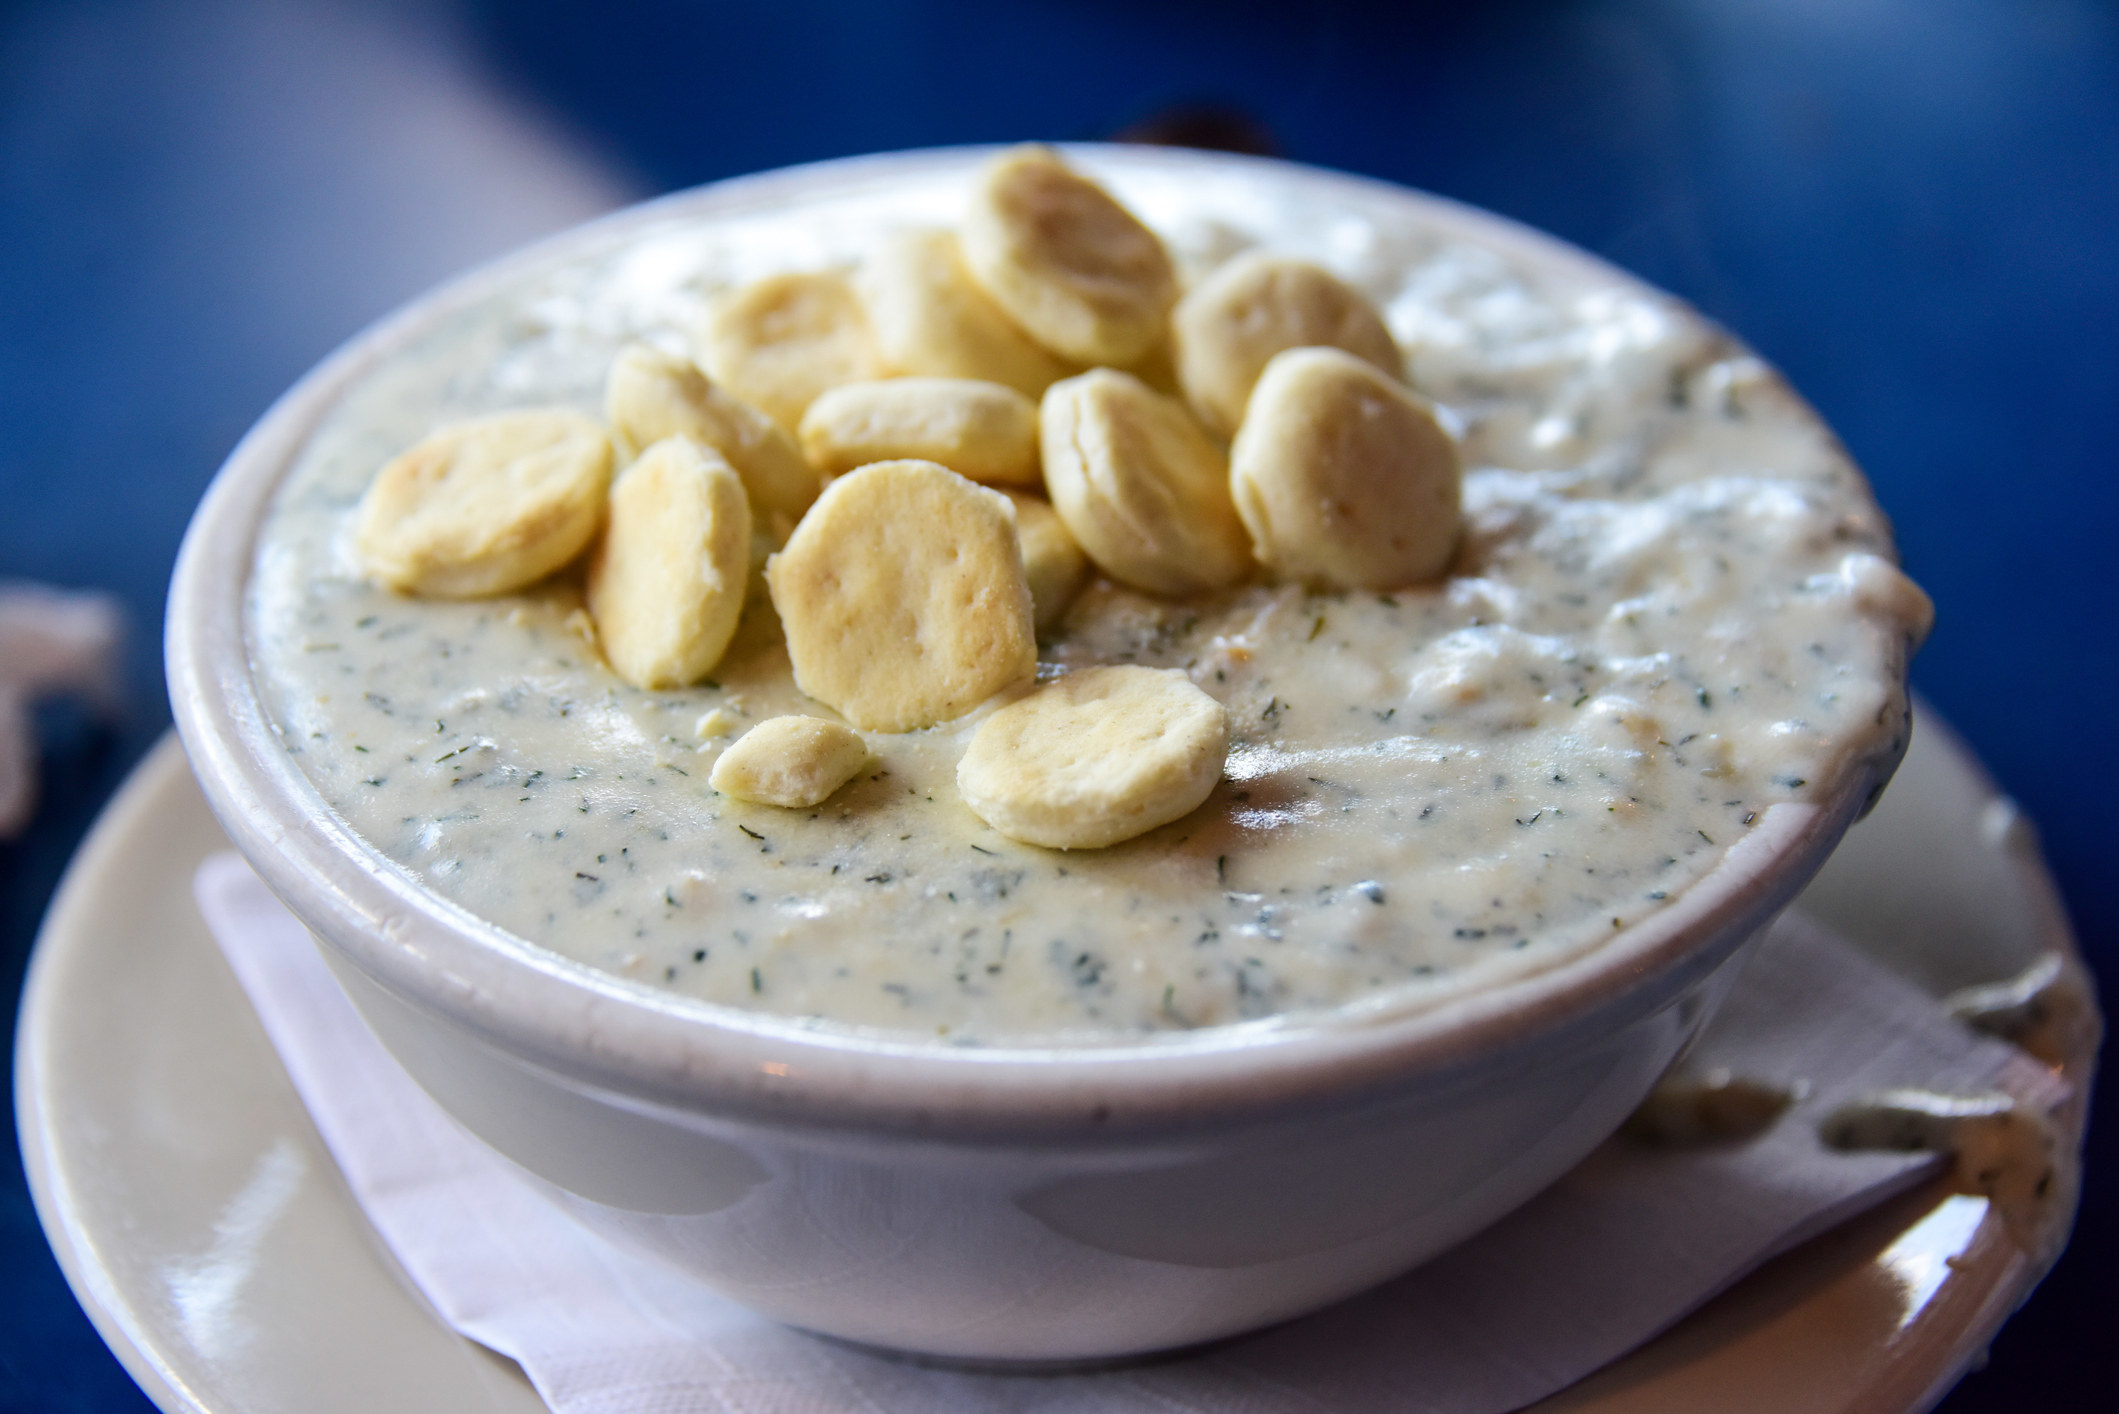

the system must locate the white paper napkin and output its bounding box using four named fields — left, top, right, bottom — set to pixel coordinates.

left=194, top=853, right=2058, bottom=1414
